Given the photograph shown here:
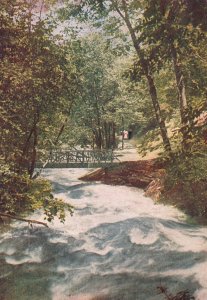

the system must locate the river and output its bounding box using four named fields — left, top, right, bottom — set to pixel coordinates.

left=0, top=168, right=207, bottom=300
